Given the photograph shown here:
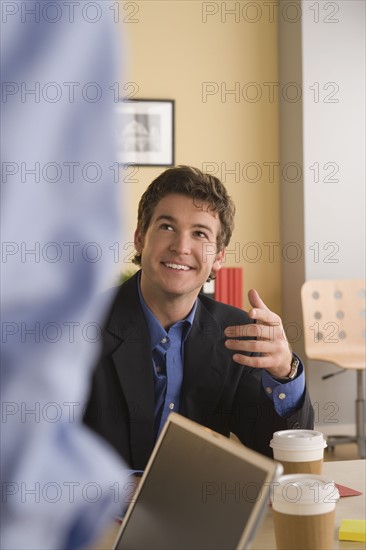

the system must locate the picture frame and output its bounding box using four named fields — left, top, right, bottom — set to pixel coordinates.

left=116, top=99, right=175, bottom=166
